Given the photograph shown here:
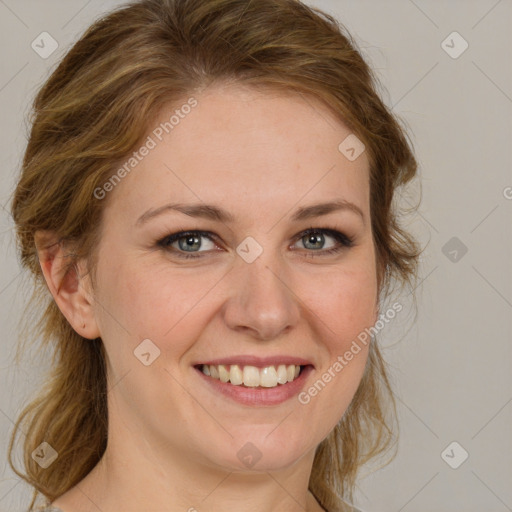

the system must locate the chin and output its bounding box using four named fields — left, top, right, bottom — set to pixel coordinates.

left=204, top=429, right=314, bottom=473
